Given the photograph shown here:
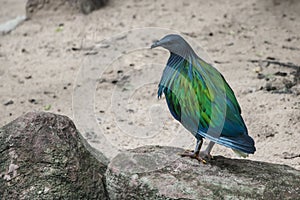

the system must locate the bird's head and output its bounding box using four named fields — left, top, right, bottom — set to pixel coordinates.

left=151, top=34, right=195, bottom=57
